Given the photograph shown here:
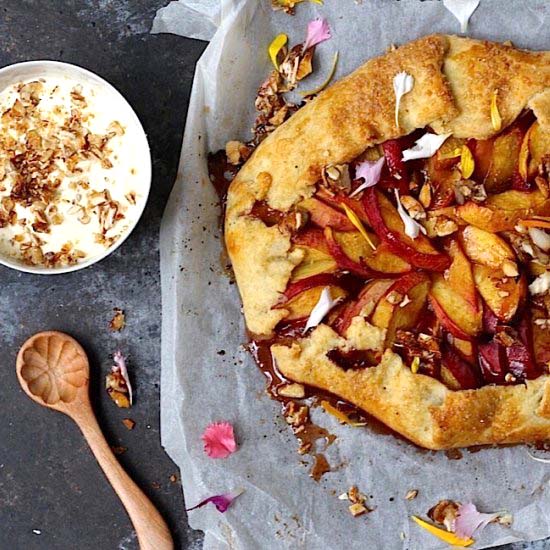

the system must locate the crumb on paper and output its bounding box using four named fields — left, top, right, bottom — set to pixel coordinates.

left=111, top=446, right=127, bottom=455
left=109, top=307, right=126, bottom=331
left=405, top=489, right=418, bottom=500
left=122, top=418, right=135, bottom=430
left=339, top=485, right=372, bottom=518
